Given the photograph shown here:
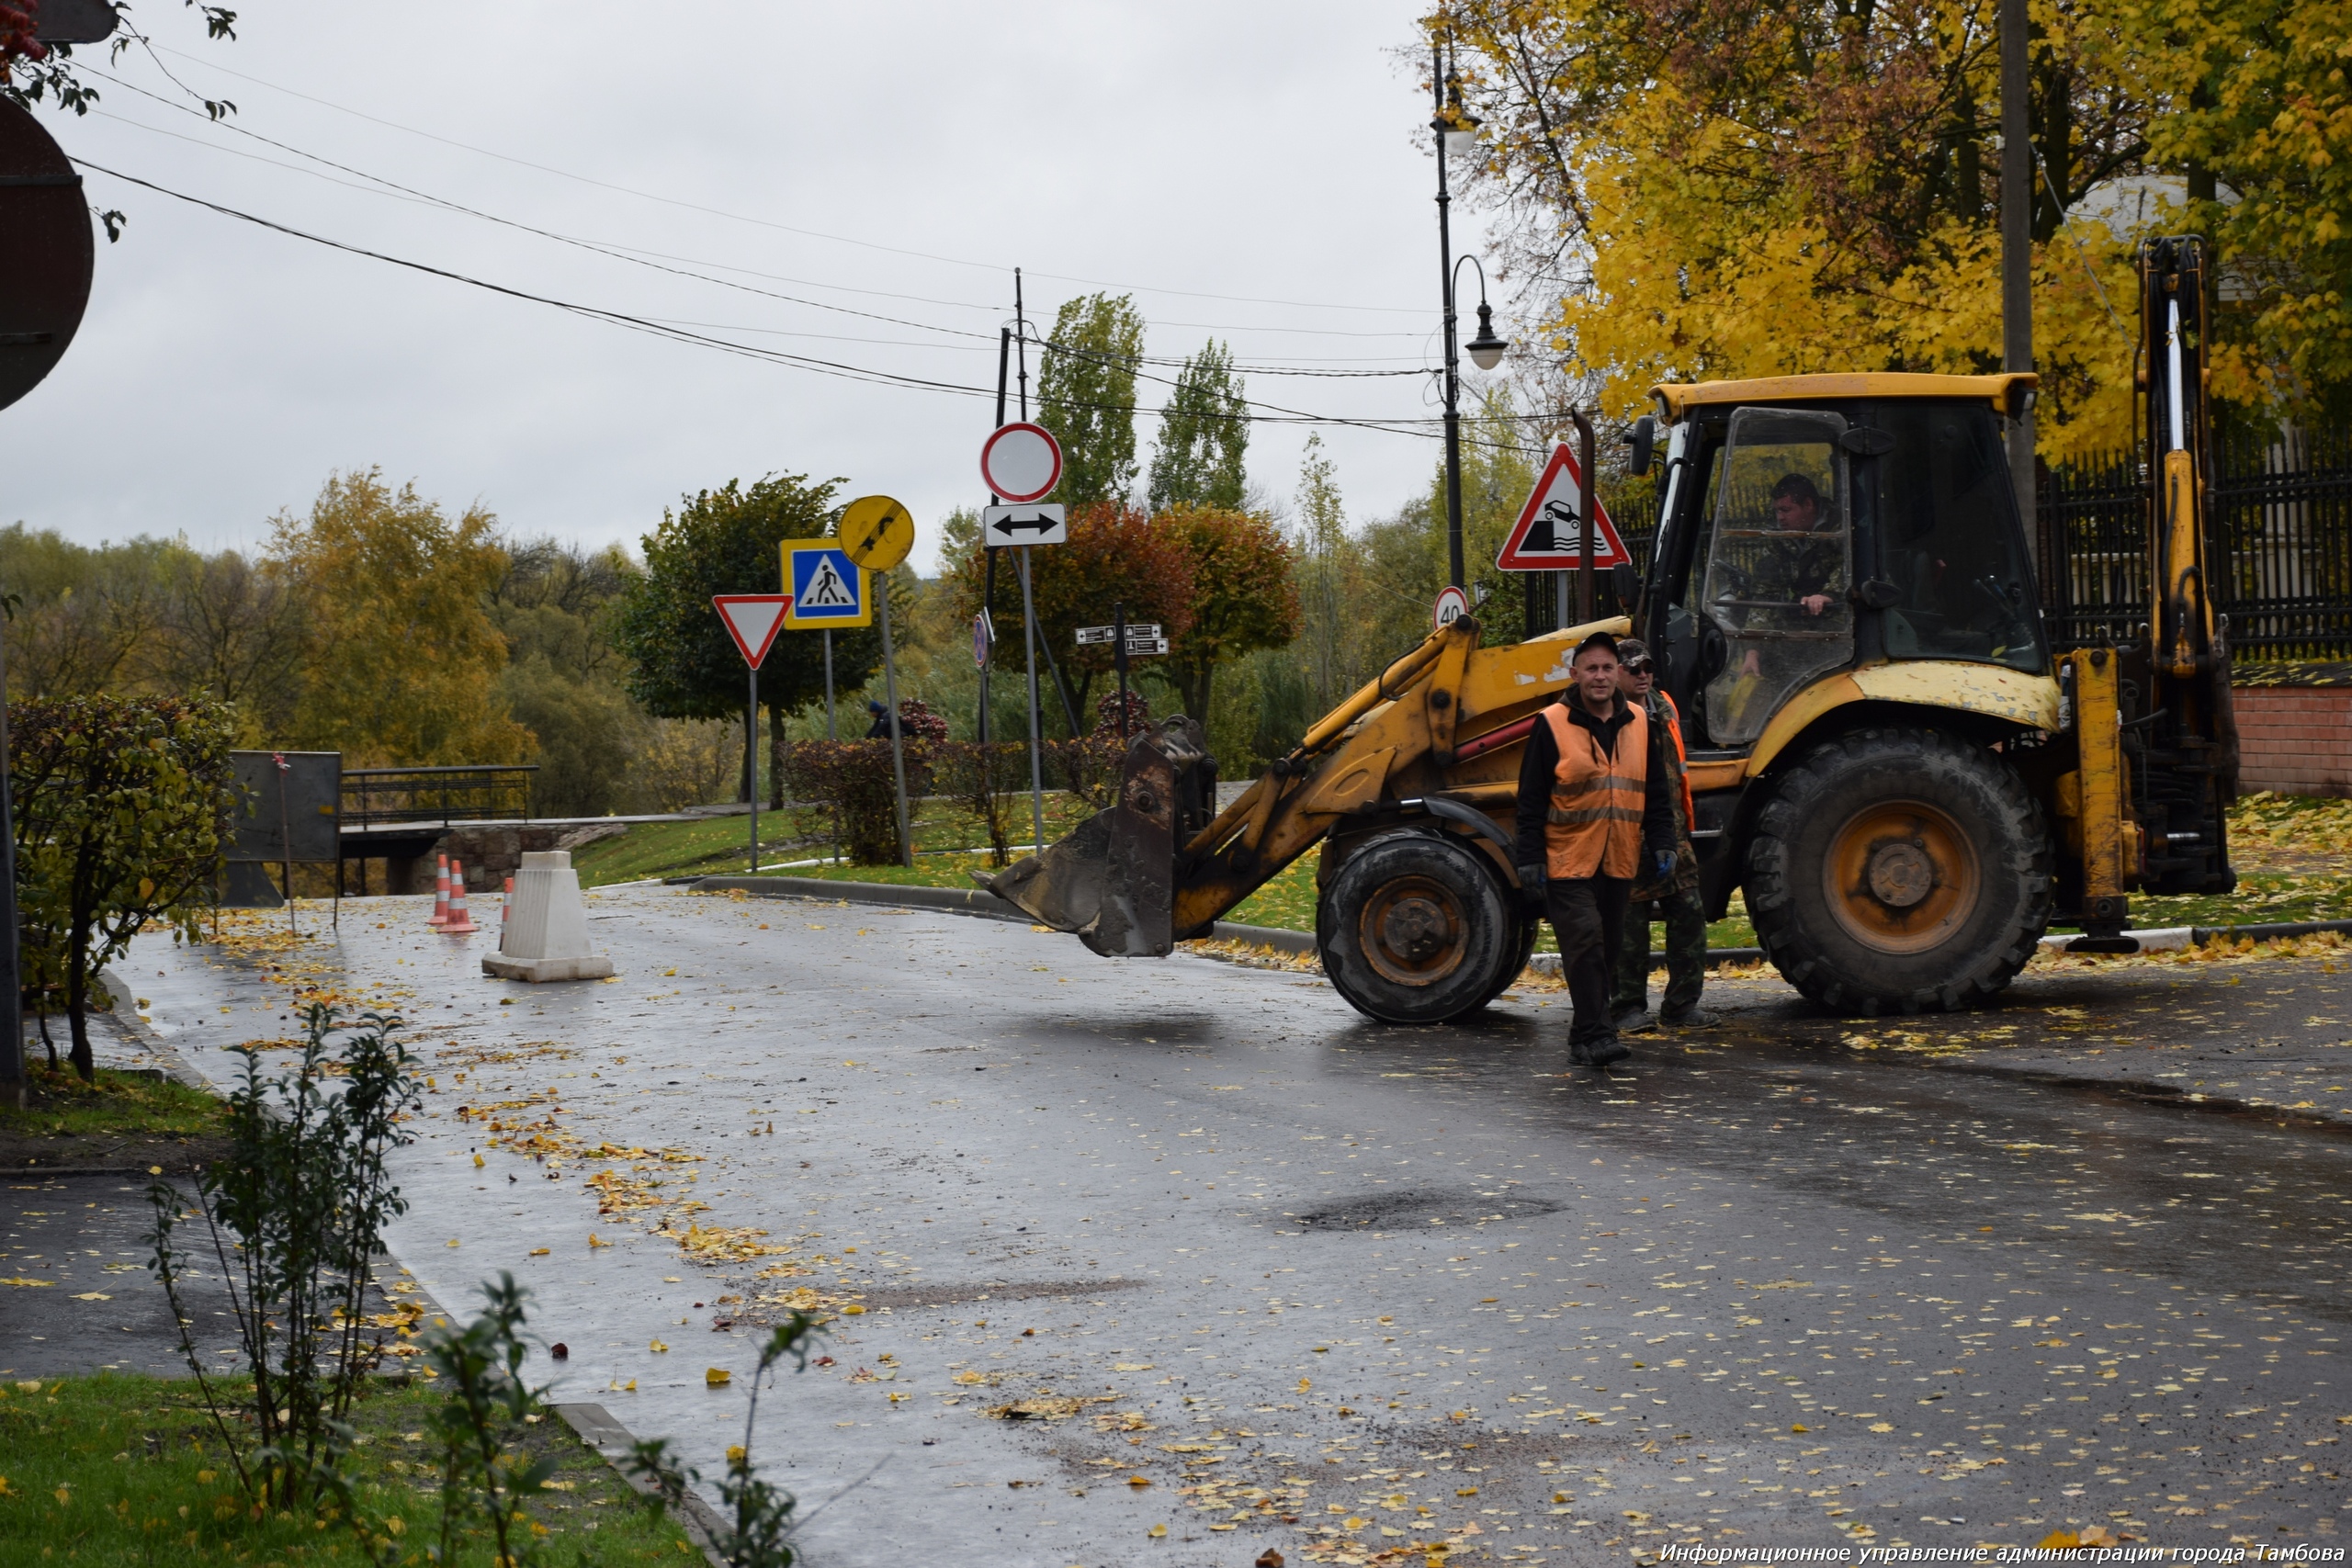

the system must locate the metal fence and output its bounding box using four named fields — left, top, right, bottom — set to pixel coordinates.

left=2037, top=426, right=2352, bottom=659
left=341, top=765, right=537, bottom=829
